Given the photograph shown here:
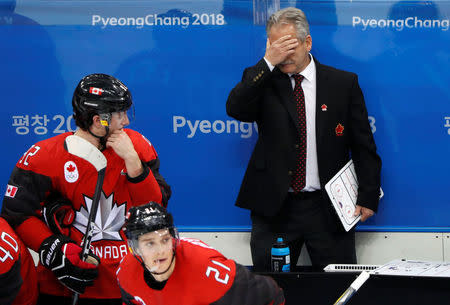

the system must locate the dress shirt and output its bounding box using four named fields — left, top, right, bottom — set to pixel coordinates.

left=264, top=55, right=321, bottom=192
